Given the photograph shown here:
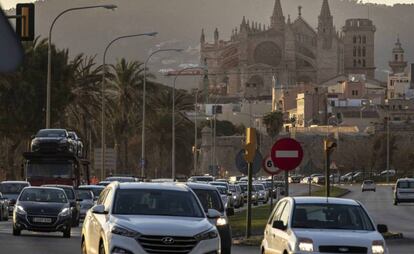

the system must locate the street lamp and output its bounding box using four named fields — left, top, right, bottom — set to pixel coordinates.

left=141, top=48, right=183, bottom=178
left=171, top=66, right=205, bottom=181
left=46, top=4, right=117, bottom=128
left=100, top=32, right=157, bottom=180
